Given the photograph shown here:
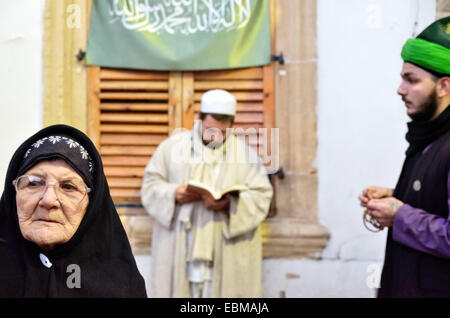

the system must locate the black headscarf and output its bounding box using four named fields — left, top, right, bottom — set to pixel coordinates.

left=0, top=124, right=147, bottom=297
left=16, top=133, right=95, bottom=189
